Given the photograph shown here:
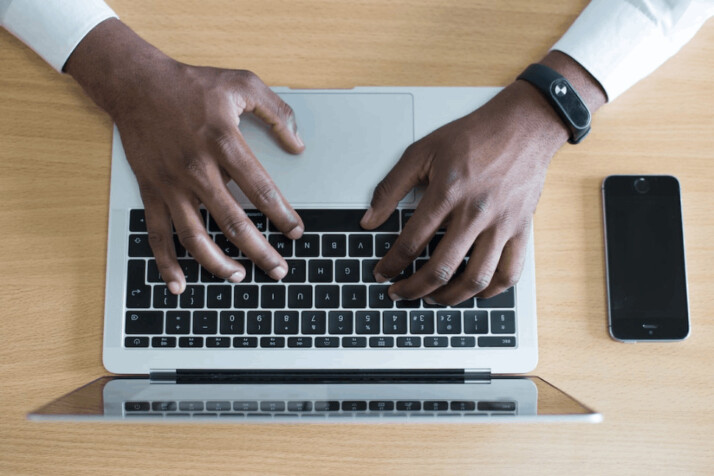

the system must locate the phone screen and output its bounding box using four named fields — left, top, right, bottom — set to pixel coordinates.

left=603, top=175, right=689, bottom=340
